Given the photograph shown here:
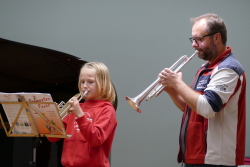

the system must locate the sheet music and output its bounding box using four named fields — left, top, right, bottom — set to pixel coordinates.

left=0, top=93, right=34, bottom=134
left=24, top=93, right=65, bottom=135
